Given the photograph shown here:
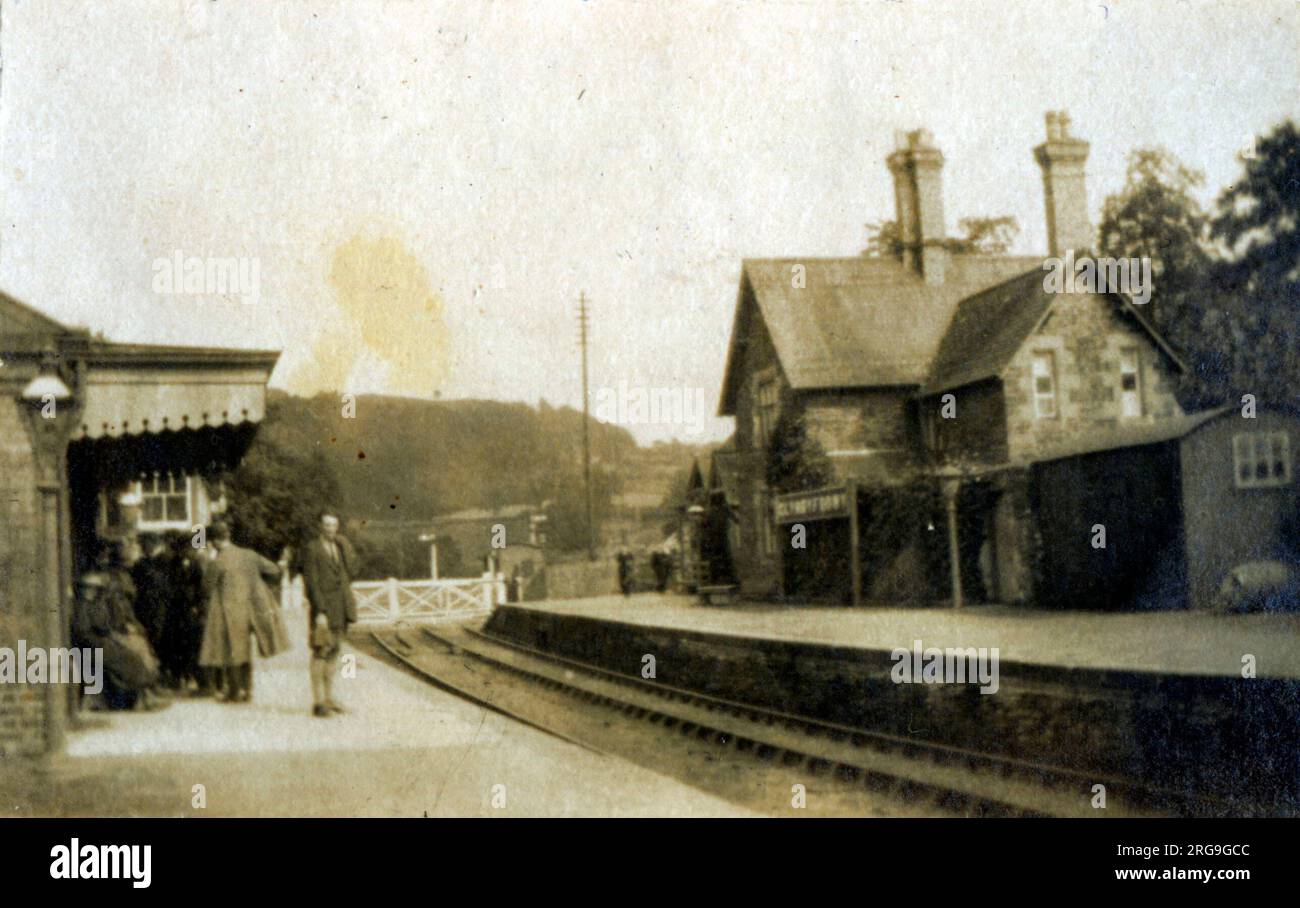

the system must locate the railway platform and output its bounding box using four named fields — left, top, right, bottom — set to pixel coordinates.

left=486, top=594, right=1300, bottom=811
left=5, top=607, right=754, bottom=817
left=504, top=593, right=1300, bottom=678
